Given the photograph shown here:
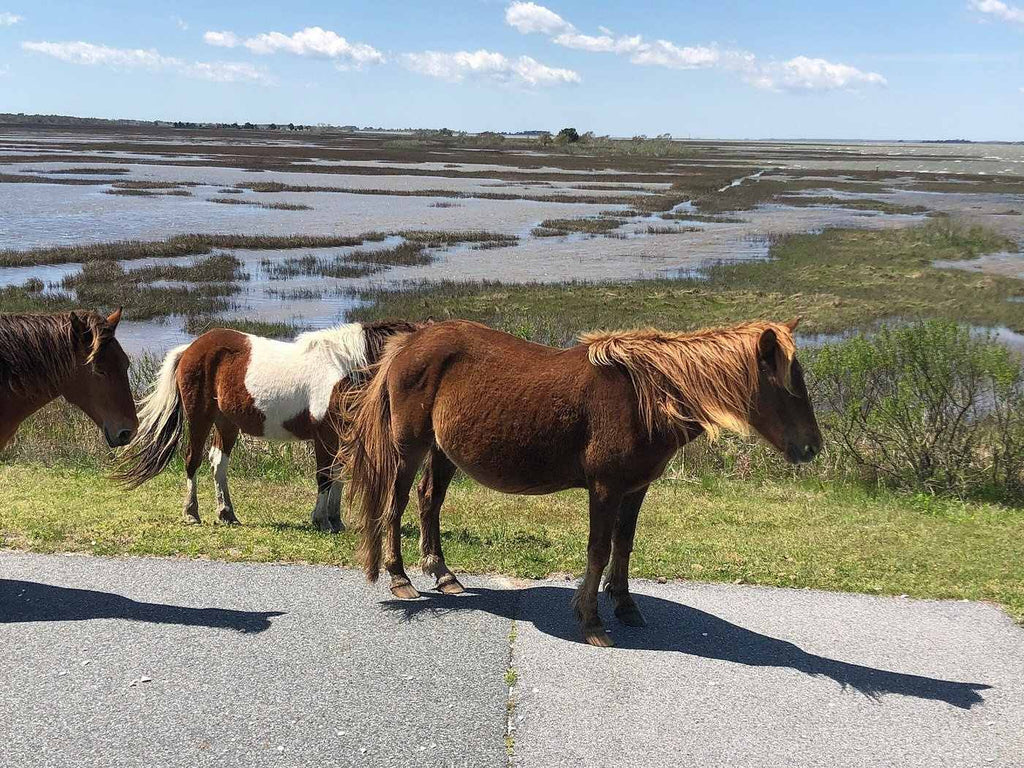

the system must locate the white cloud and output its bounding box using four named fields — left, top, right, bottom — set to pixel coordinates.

left=749, top=56, right=887, bottom=91
left=969, top=0, right=1024, bottom=23
left=504, top=2, right=884, bottom=92
left=630, top=41, right=722, bottom=69
left=235, top=26, right=384, bottom=66
left=203, top=30, right=239, bottom=48
left=173, top=16, right=188, bottom=31
left=402, top=49, right=579, bottom=86
left=0, top=11, right=22, bottom=25
left=183, top=60, right=265, bottom=83
left=552, top=32, right=643, bottom=54
left=505, top=2, right=573, bottom=35
left=21, top=40, right=270, bottom=83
